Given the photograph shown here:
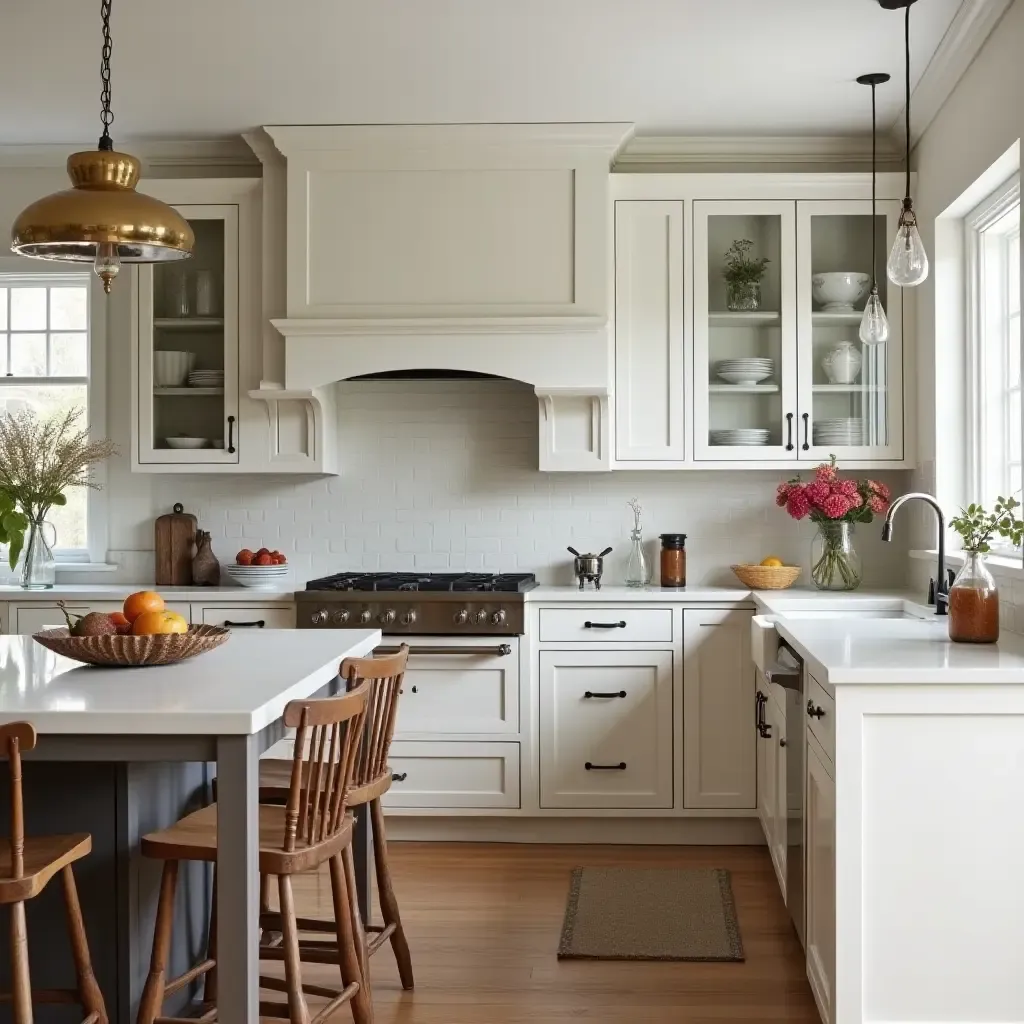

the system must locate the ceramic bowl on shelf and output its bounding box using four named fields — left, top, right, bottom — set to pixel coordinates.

left=154, top=351, right=196, bottom=387
left=716, top=358, right=774, bottom=385
left=811, top=272, right=871, bottom=312
left=164, top=436, right=209, bottom=449
left=225, top=564, right=290, bottom=589
left=821, top=341, right=863, bottom=384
